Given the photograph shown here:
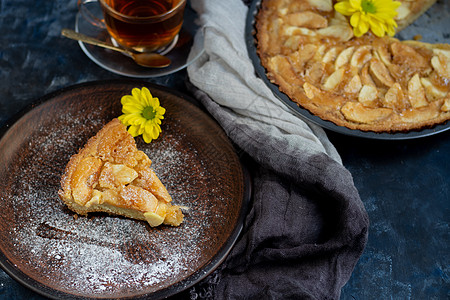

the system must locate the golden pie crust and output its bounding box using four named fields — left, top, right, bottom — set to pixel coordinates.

left=395, top=0, right=437, bottom=31
left=59, top=118, right=183, bottom=227
left=256, top=0, right=450, bottom=132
